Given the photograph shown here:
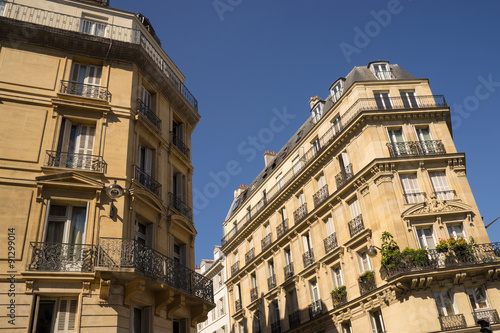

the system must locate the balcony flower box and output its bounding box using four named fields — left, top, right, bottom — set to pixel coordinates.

left=330, top=285, right=347, bottom=307
left=357, top=270, right=375, bottom=283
